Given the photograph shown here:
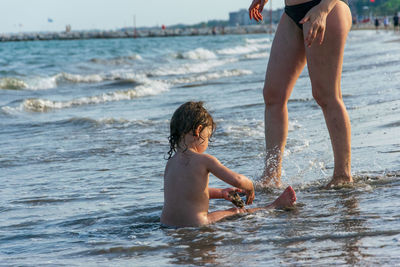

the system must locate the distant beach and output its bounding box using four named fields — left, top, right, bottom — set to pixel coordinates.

left=0, top=25, right=276, bottom=42
left=1, top=22, right=396, bottom=43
